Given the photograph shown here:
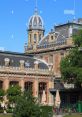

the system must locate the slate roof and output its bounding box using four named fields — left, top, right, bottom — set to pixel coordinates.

left=0, top=51, right=48, bottom=69
left=38, top=20, right=82, bottom=47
